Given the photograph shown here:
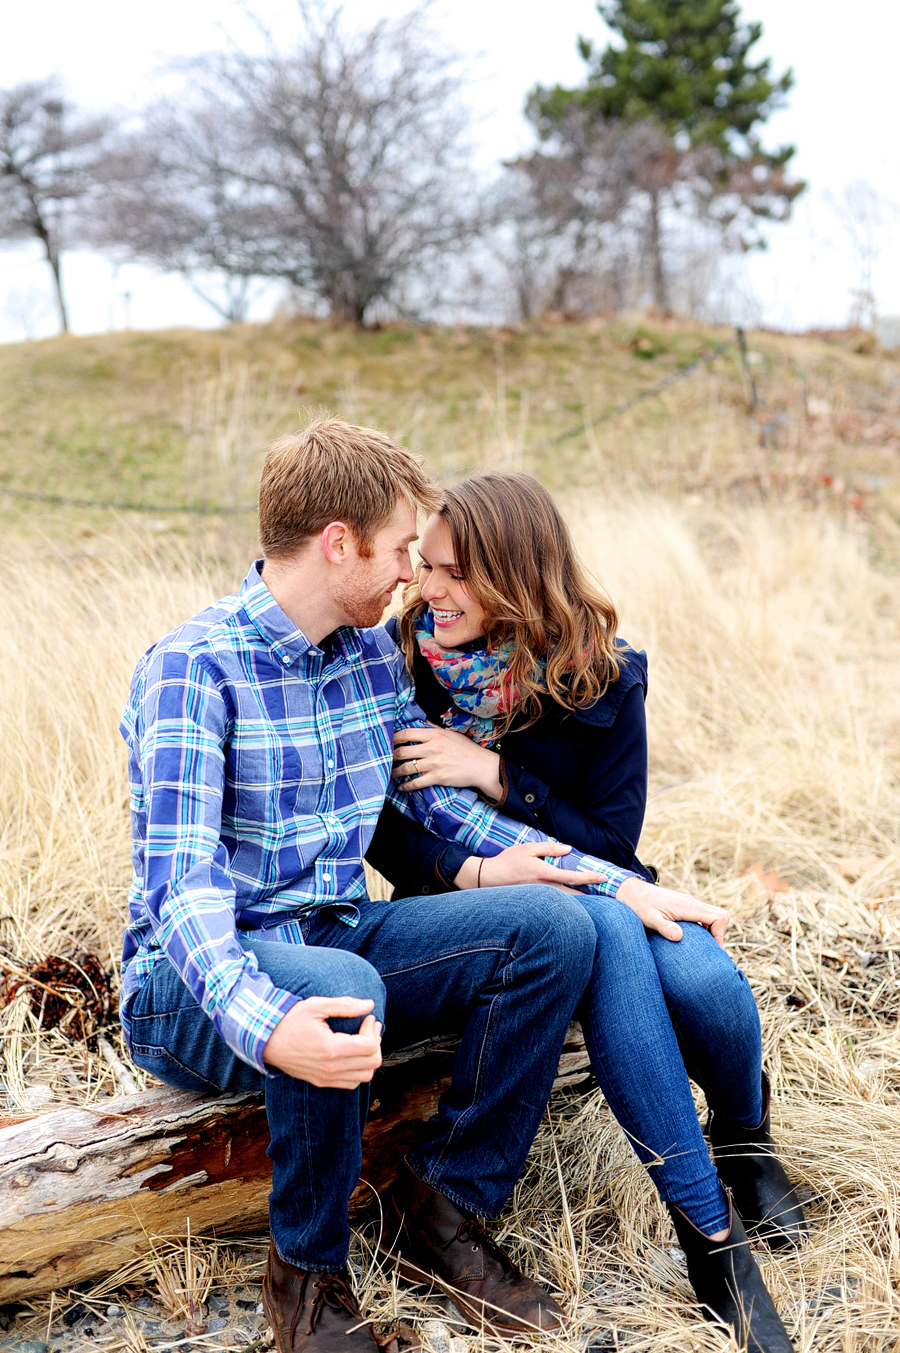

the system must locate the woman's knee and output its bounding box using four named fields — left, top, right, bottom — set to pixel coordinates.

left=649, top=924, right=758, bottom=1022
left=584, top=896, right=647, bottom=945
